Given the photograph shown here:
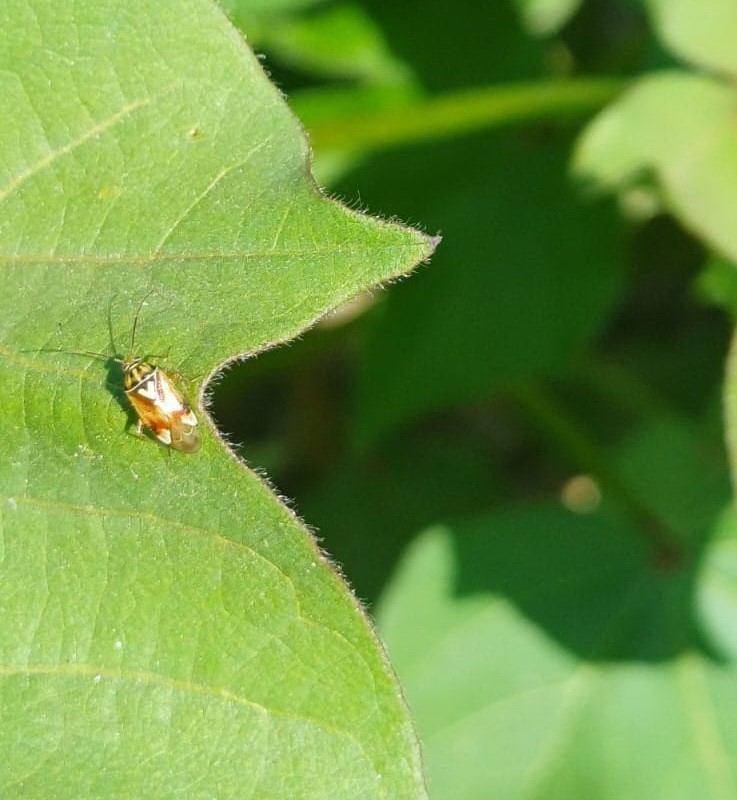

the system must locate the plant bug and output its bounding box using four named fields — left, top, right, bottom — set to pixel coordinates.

left=52, top=293, right=201, bottom=454
left=119, top=354, right=201, bottom=454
